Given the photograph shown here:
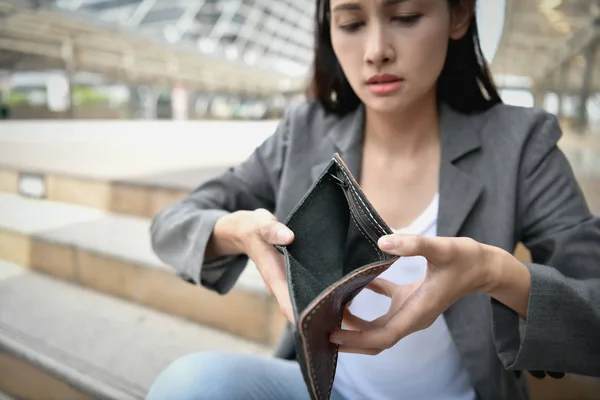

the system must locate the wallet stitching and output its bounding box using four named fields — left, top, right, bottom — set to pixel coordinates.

left=338, top=167, right=388, bottom=237
left=302, top=263, right=389, bottom=400
left=345, top=183, right=386, bottom=259
left=347, top=188, right=384, bottom=240
left=349, top=211, right=381, bottom=259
